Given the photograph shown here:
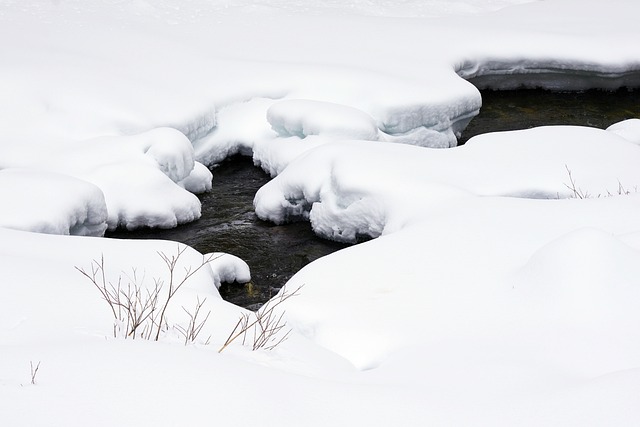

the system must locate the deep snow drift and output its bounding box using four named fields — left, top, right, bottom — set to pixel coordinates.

left=2, top=0, right=640, bottom=426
